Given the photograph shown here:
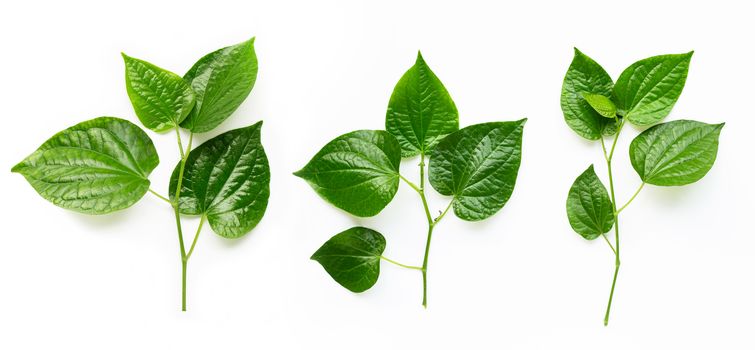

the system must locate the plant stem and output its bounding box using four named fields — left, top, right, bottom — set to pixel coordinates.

left=421, top=223, right=434, bottom=308
left=172, top=128, right=194, bottom=311
left=603, top=119, right=624, bottom=326
left=148, top=189, right=172, bottom=204
left=380, top=256, right=423, bottom=270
